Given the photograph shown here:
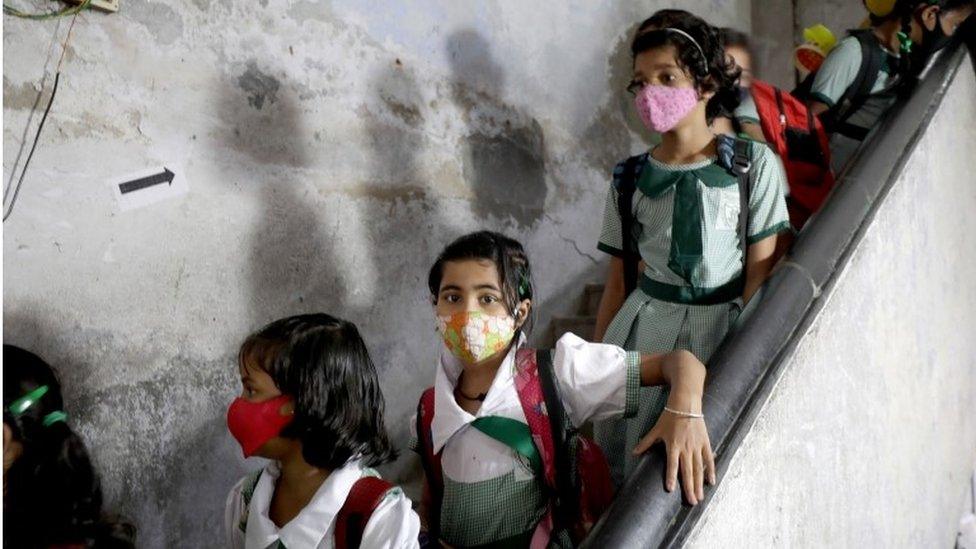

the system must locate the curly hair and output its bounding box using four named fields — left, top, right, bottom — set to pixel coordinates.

left=3, top=345, right=136, bottom=549
left=630, top=9, right=742, bottom=122
left=239, top=313, right=397, bottom=470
